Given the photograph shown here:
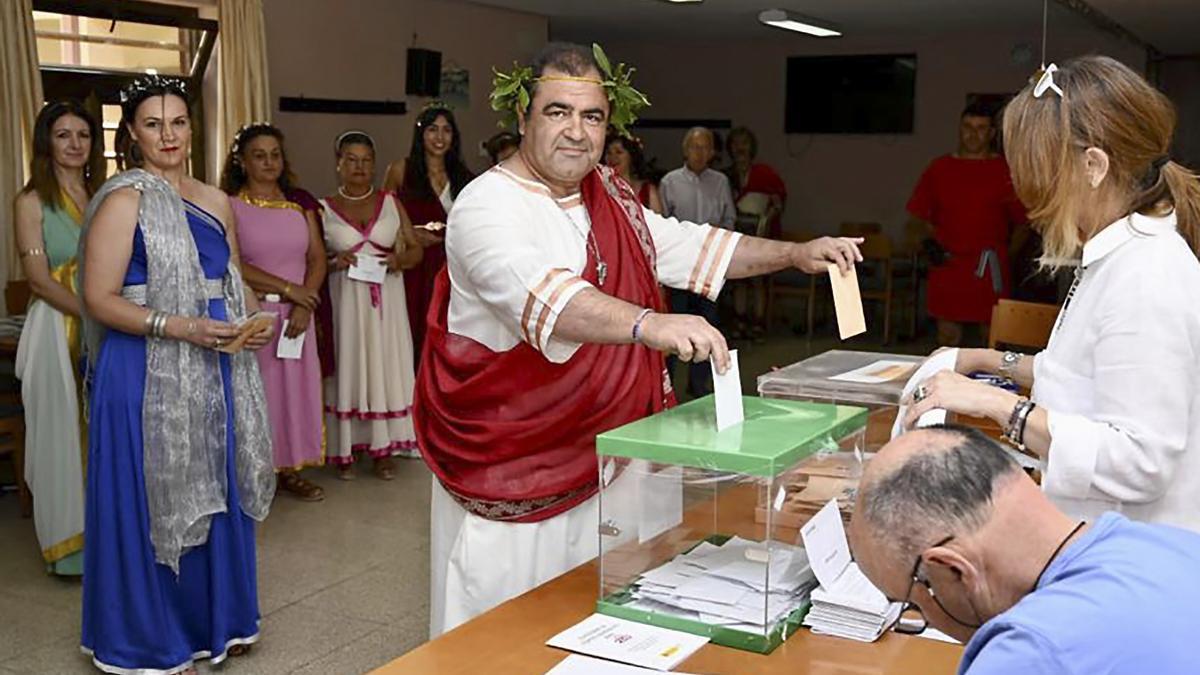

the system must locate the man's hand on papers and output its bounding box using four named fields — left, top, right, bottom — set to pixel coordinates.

left=639, top=312, right=731, bottom=374
left=792, top=236, right=864, bottom=274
